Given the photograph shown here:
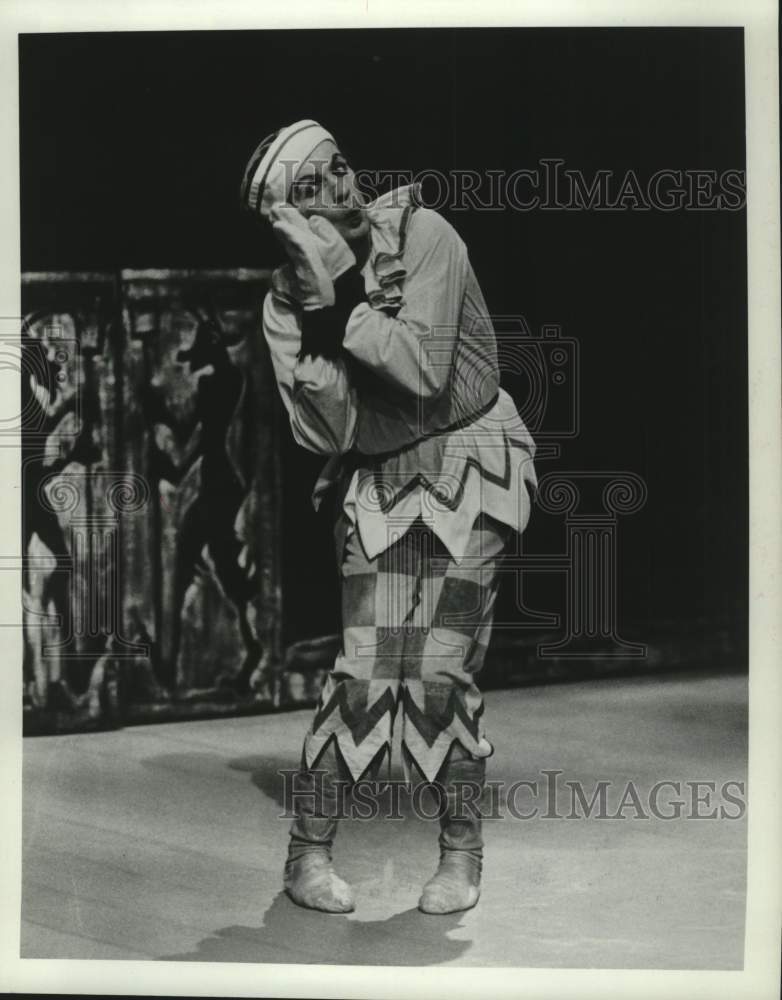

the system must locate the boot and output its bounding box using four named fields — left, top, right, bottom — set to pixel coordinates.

left=418, top=743, right=485, bottom=915
left=283, top=742, right=355, bottom=913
